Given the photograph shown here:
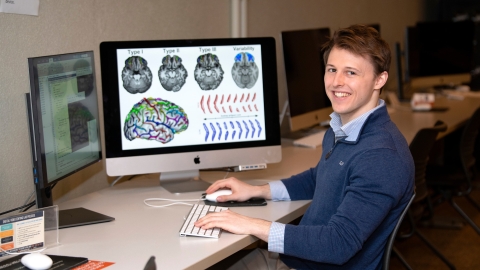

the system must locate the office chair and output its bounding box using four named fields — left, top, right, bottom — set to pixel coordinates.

left=426, top=107, right=480, bottom=236
left=144, top=256, right=156, bottom=270
left=390, top=121, right=456, bottom=270
left=383, top=192, right=415, bottom=270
